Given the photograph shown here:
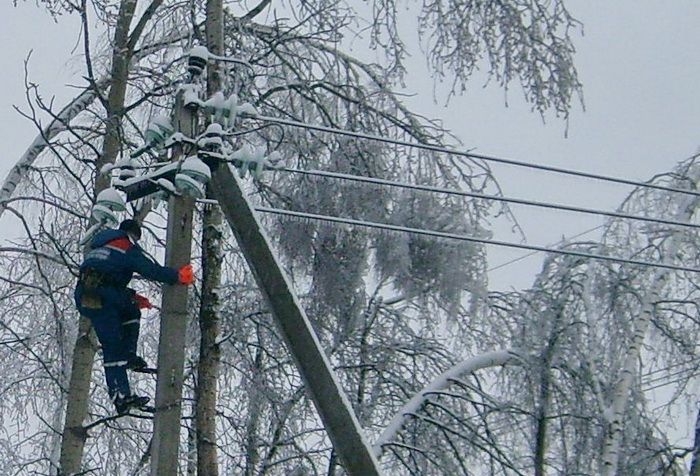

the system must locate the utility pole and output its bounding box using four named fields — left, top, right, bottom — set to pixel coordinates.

left=150, top=92, right=196, bottom=475
left=116, top=34, right=381, bottom=475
